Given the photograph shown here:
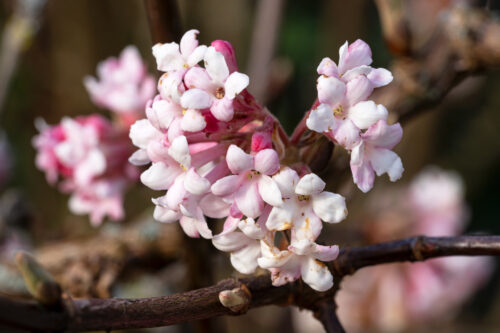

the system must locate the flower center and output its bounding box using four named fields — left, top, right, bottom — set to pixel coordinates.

left=246, top=170, right=261, bottom=179
left=215, top=87, right=225, bottom=99
left=182, top=108, right=187, bottom=115
left=297, top=194, right=310, bottom=201
left=333, top=104, right=344, bottom=118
